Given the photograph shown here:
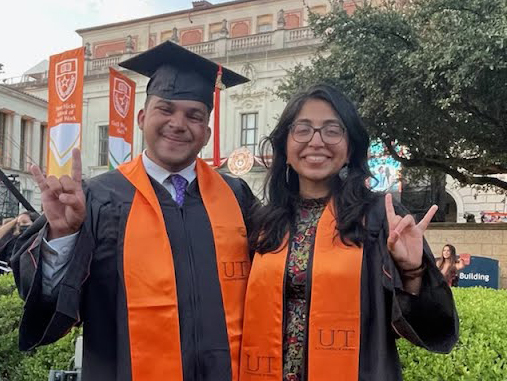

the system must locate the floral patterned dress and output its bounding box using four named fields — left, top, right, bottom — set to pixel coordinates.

left=283, top=197, right=327, bottom=381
